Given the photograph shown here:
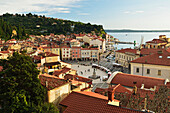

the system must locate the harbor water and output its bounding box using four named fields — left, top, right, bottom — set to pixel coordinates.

left=107, top=32, right=170, bottom=50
